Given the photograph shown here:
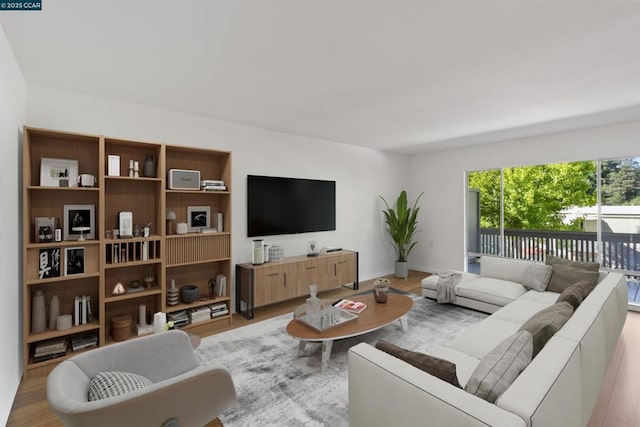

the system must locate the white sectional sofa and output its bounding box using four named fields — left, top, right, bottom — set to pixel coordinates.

left=348, top=256, right=628, bottom=427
